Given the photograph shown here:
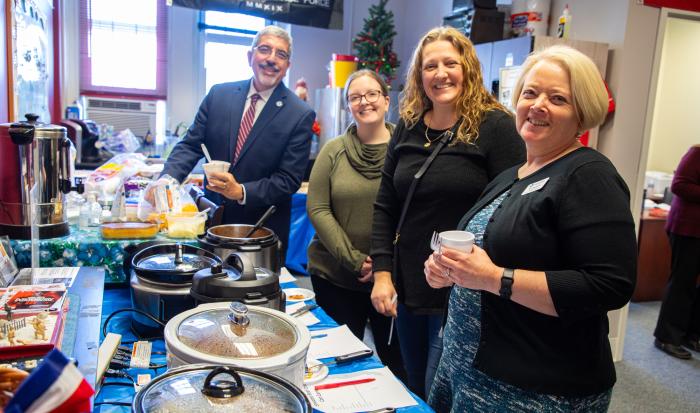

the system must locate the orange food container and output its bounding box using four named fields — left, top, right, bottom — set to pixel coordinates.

left=330, top=54, right=358, bottom=88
